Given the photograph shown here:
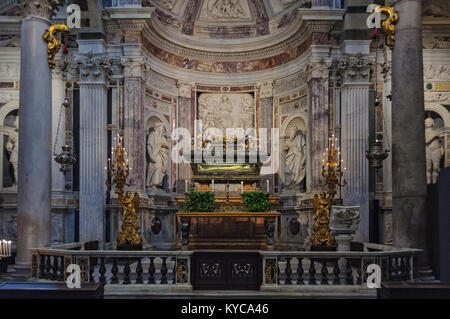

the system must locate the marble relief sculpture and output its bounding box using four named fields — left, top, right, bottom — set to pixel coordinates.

left=5, top=116, right=19, bottom=187
left=206, top=0, right=246, bottom=19
left=283, top=118, right=306, bottom=190
left=146, top=122, right=169, bottom=189
left=425, top=117, right=444, bottom=184
left=198, top=93, right=254, bottom=132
